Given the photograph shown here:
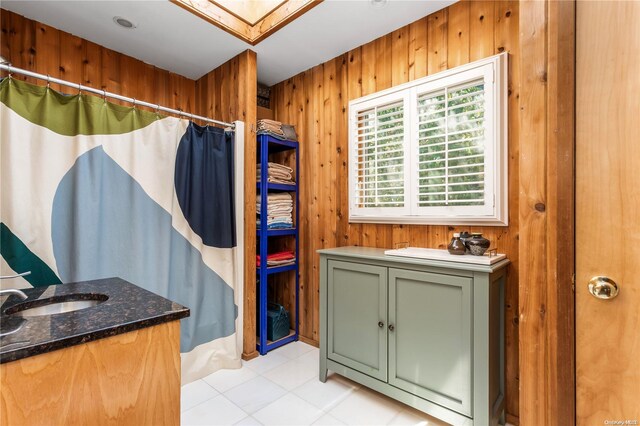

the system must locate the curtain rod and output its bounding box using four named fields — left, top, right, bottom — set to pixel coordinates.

left=0, top=63, right=235, bottom=129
